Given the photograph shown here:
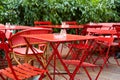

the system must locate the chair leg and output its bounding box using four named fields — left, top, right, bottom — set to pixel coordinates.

left=13, top=53, right=21, bottom=64
left=39, top=73, right=45, bottom=80
left=113, top=51, right=120, bottom=66
left=64, top=46, right=73, bottom=59
left=114, top=58, right=120, bottom=66
left=83, top=67, right=92, bottom=80
left=95, top=66, right=103, bottom=80
left=0, top=74, right=5, bottom=80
